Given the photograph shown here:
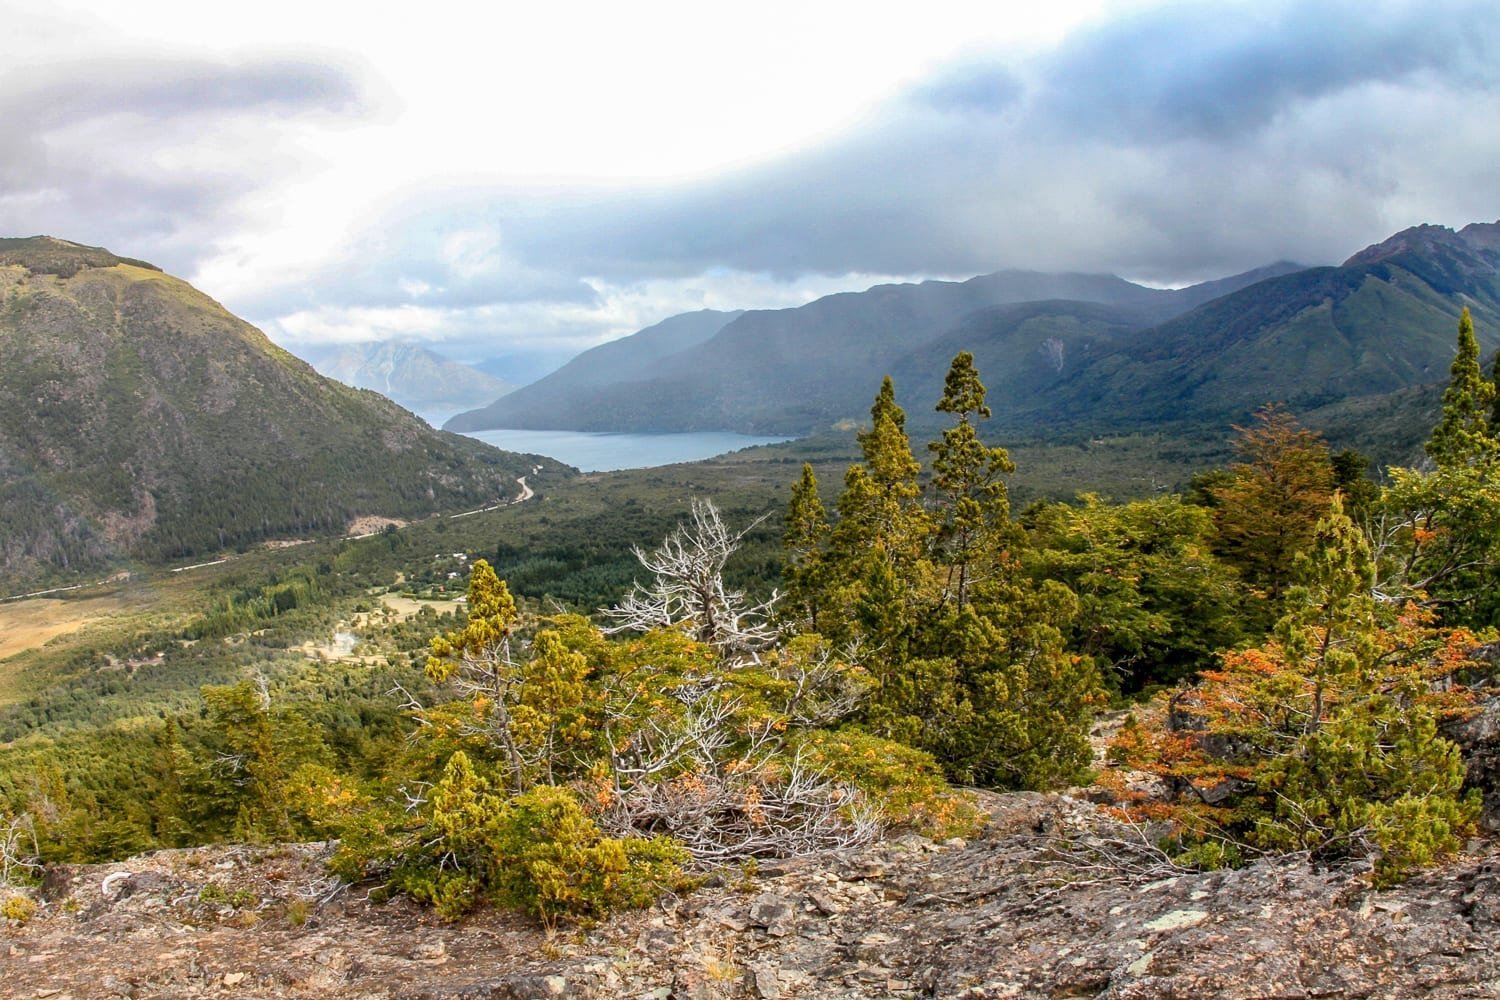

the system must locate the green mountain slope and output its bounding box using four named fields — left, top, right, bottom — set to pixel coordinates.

left=887, top=299, right=1149, bottom=434
left=0, top=238, right=572, bottom=588
left=447, top=309, right=743, bottom=432
left=1052, top=224, right=1500, bottom=427
left=451, top=264, right=1303, bottom=435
